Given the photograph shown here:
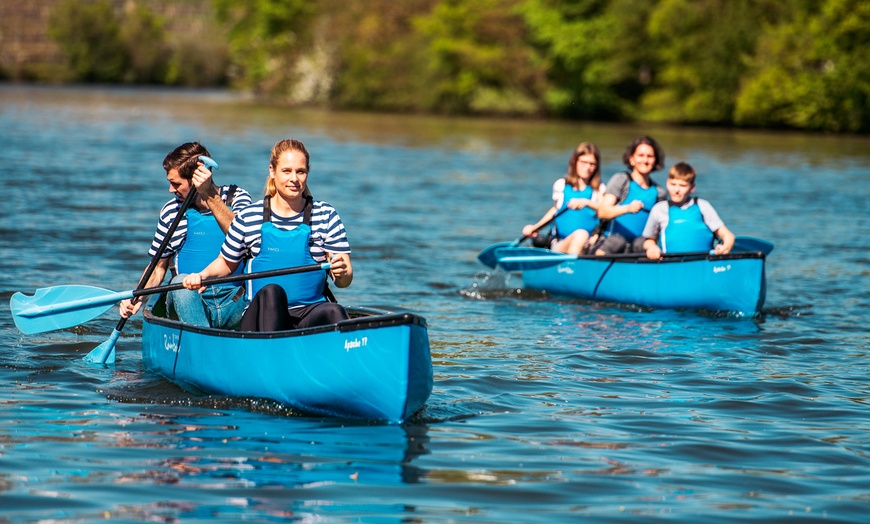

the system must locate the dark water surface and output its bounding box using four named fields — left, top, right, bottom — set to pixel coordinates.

left=1, top=85, right=869, bottom=522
